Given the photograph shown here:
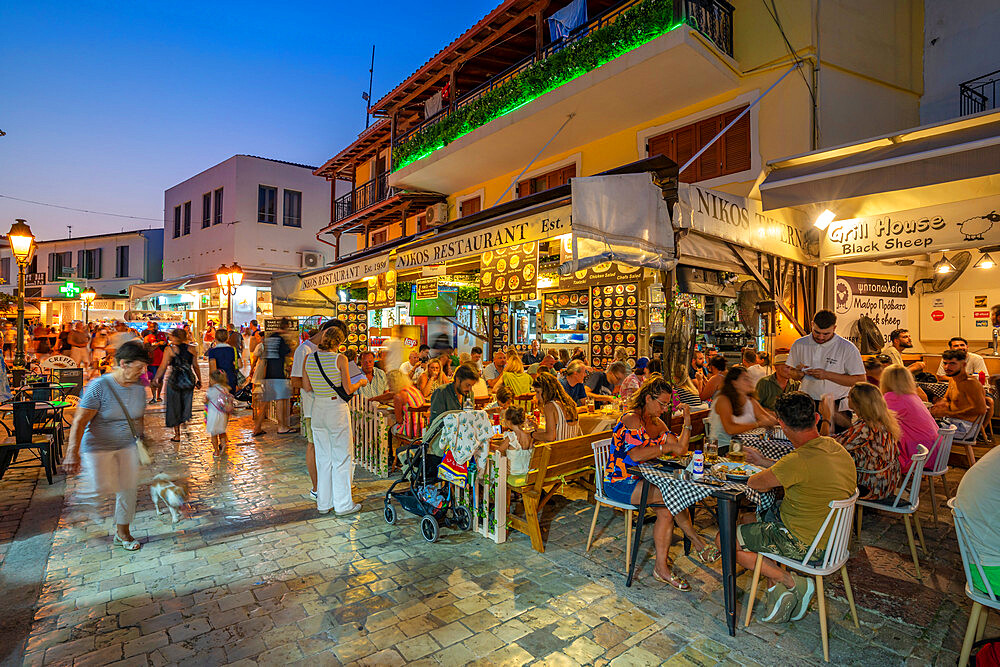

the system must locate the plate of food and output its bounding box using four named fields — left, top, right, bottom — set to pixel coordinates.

left=509, top=254, right=521, bottom=269
left=711, top=461, right=762, bottom=482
